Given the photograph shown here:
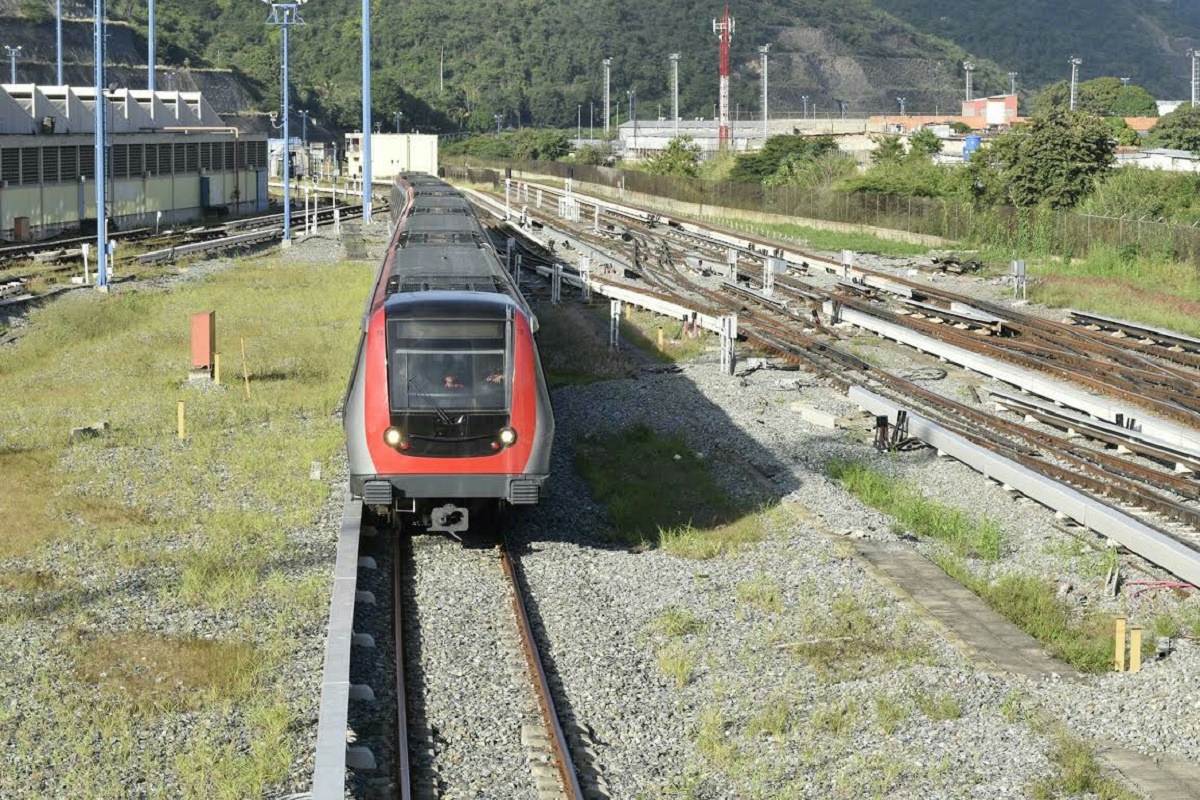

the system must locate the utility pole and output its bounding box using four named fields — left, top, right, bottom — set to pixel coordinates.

left=713, top=2, right=735, bottom=150
left=1120, top=77, right=1130, bottom=86
left=577, top=103, right=581, bottom=148
left=265, top=0, right=306, bottom=244
left=1069, top=56, right=1082, bottom=110
left=439, top=44, right=444, bottom=93
left=669, top=52, right=680, bottom=138
left=603, top=57, right=612, bottom=134
left=93, top=0, right=106, bottom=289
left=1008, top=71, right=1018, bottom=95
left=589, top=101, right=593, bottom=139
left=963, top=60, right=975, bottom=102
left=1189, top=50, right=1199, bottom=107
left=758, top=43, right=770, bottom=139
left=359, top=0, right=371, bottom=221
left=897, top=96, right=905, bottom=116
left=5, top=46, right=20, bottom=84
left=494, top=113, right=502, bottom=137
left=148, top=0, right=156, bottom=91
left=802, top=95, right=808, bottom=119
left=394, top=111, right=402, bottom=132
left=56, top=0, right=62, bottom=84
